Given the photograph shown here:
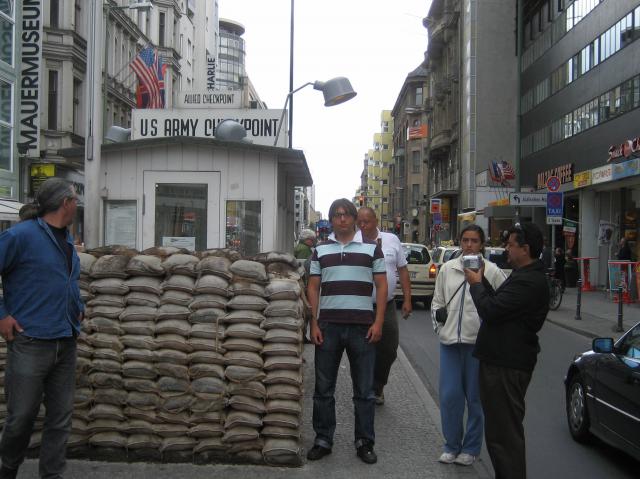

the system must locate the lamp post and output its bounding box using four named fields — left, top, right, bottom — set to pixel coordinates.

left=273, top=76, right=357, bottom=147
